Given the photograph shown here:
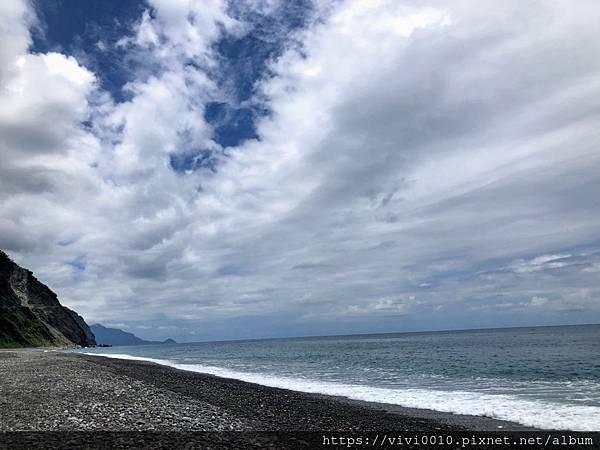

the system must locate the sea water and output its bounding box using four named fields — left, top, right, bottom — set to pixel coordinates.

left=76, top=324, right=600, bottom=430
